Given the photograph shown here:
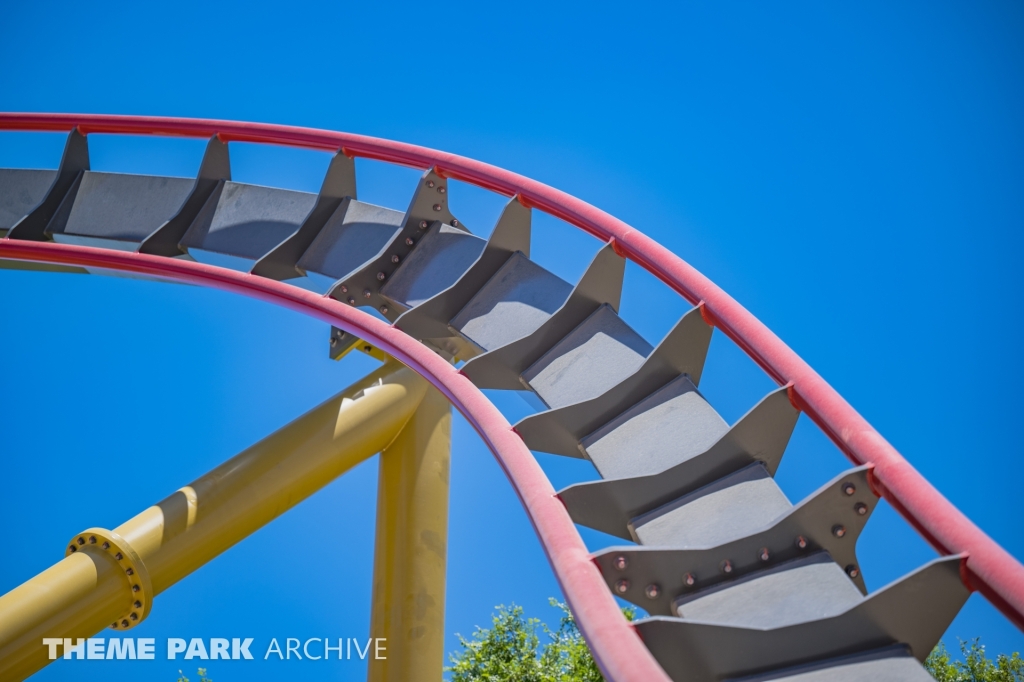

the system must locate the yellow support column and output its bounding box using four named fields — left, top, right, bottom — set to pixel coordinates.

left=0, top=361, right=427, bottom=681
left=368, top=386, right=452, bottom=682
